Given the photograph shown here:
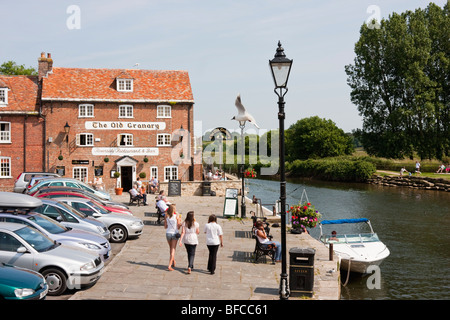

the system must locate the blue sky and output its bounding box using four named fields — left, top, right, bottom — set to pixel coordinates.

left=1, top=0, right=446, bottom=136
